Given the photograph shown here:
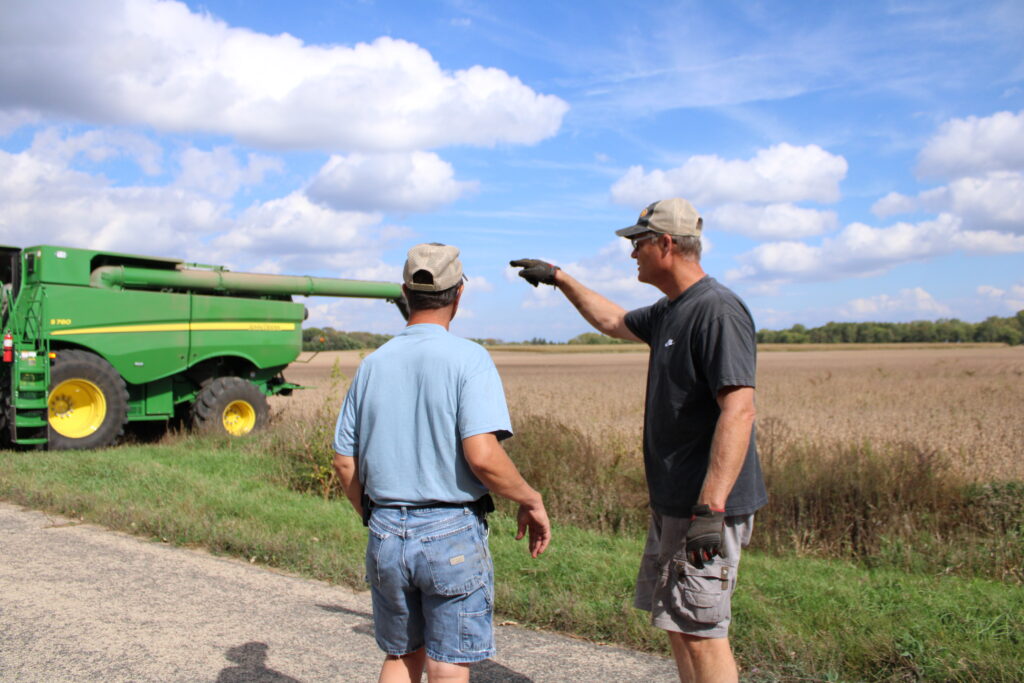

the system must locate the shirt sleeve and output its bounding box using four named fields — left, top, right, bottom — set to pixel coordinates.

left=698, top=313, right=757, bottom=397
left=458, top=355, right=513, bottom=441
left=624, top=303, right=656, bottom=345
left=332, top=376, right=360, bottom=457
